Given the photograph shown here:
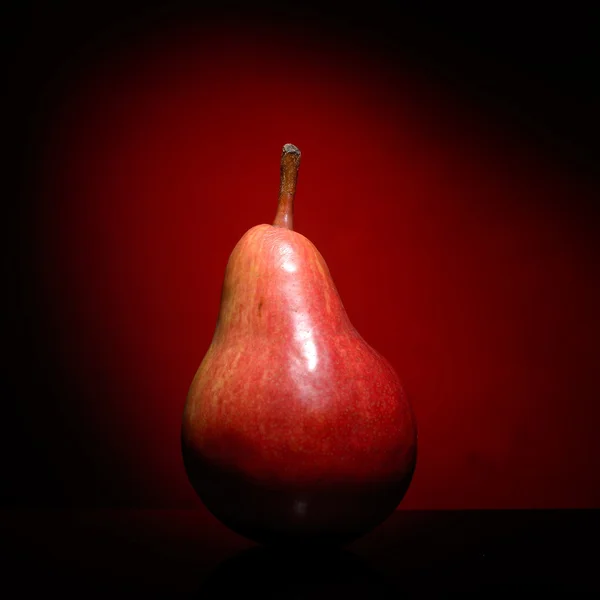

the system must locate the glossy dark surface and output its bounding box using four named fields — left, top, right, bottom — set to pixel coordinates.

left=2, top=508, right=598, bottom=595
